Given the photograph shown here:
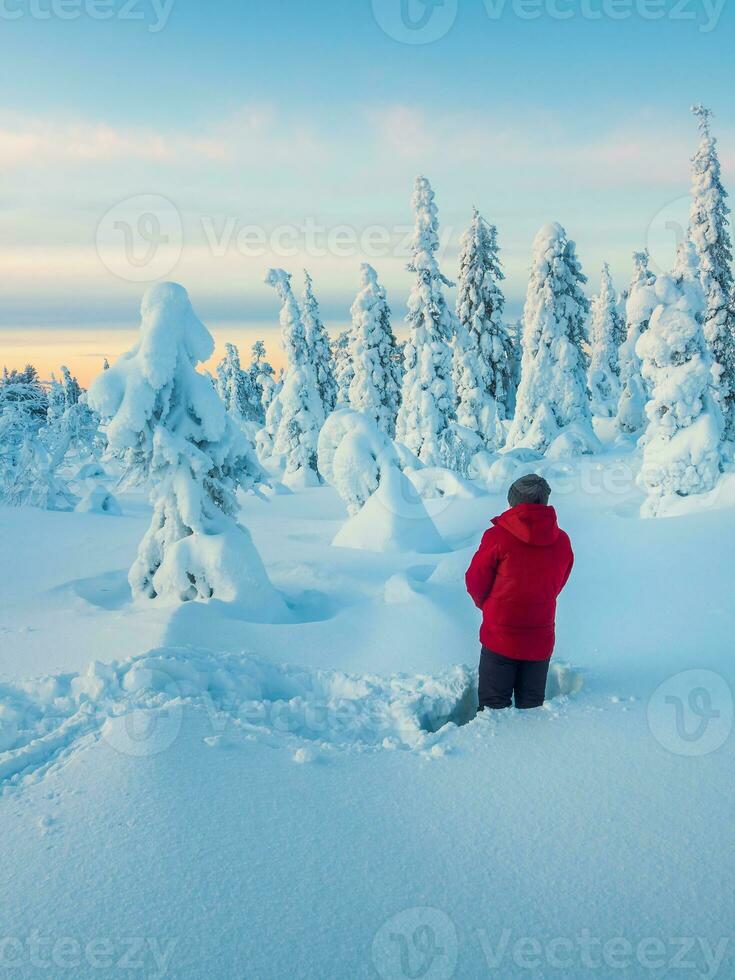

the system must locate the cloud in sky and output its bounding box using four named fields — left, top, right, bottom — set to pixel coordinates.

left=0, top=101, right=732, bottom=339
